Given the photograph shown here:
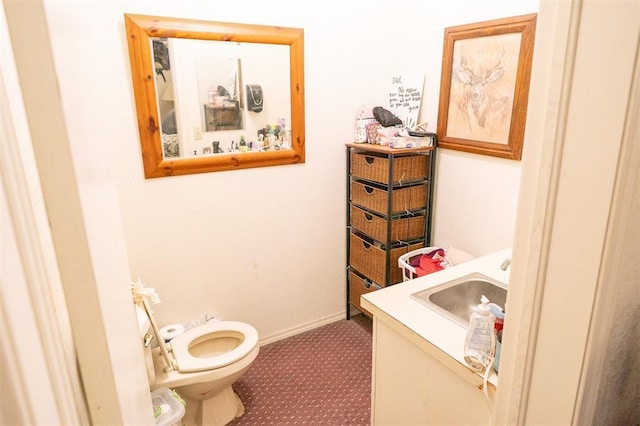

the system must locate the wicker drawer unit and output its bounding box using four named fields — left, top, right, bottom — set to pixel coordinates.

left=350, top=150, right=429, bottom=184
left=350, top=205, right=425, bottom=242
left=350, top=180, right=427, bottom=216
left=345, top=143, right=436, bottom=319
left=348, top=270, right=381, bottom=316
left=349, top=232, right=423, bottom=286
